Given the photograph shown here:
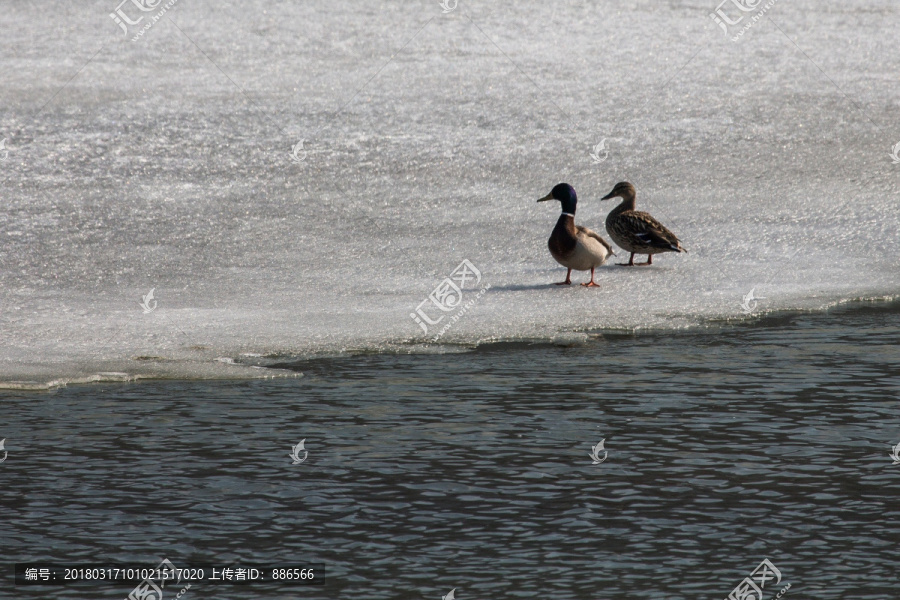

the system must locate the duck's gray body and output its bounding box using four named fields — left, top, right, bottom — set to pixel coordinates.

left=538, top=183, right=614, bottom=286
left=548, top=214, right=612, bottom=271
